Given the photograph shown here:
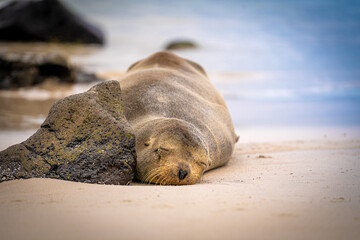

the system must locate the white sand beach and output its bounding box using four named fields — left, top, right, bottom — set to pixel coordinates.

left=1, top=134, right=359, bottom=240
